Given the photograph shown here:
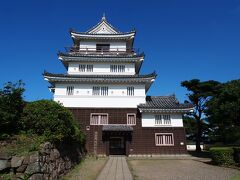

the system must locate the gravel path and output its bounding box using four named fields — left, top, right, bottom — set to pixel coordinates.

left=129, top=159, right=240, bottom=180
